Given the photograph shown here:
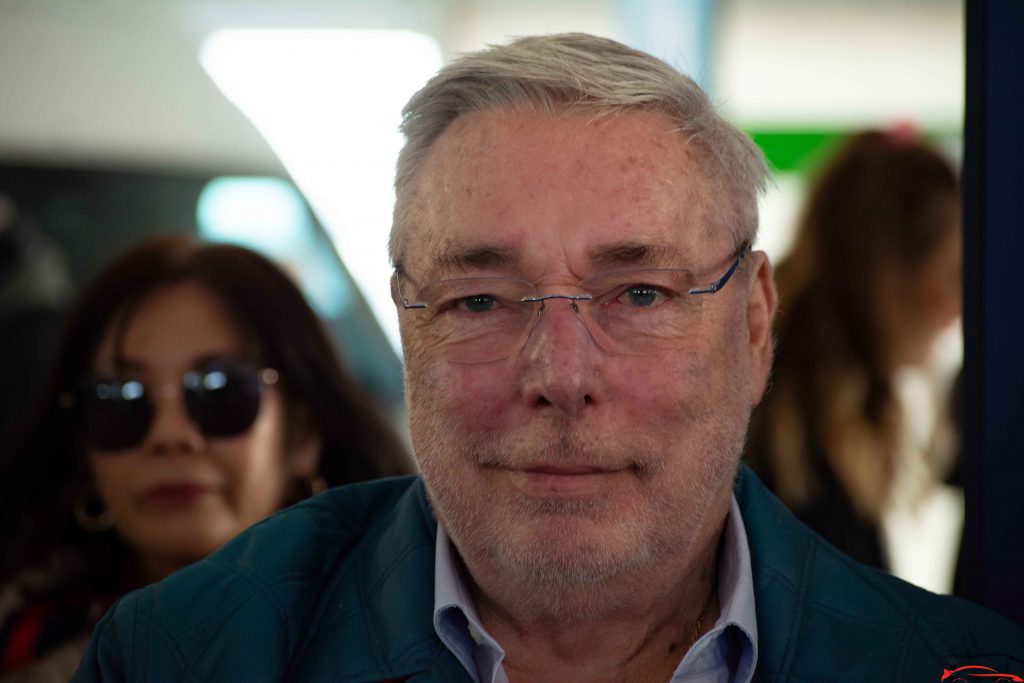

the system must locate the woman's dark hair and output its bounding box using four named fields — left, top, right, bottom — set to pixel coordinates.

left=0, top=234, right=412, bottom=592
left=746, top=129, right=959, bottom=524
